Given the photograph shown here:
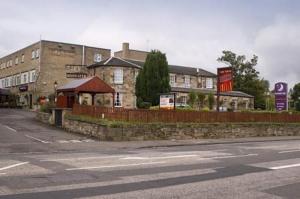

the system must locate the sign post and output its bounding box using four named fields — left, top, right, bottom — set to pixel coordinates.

left=217, top=67, right=233, bottom=112
left=159, top=93, right=176, bottom=110
left=274, top=82, right=288, bottom=111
